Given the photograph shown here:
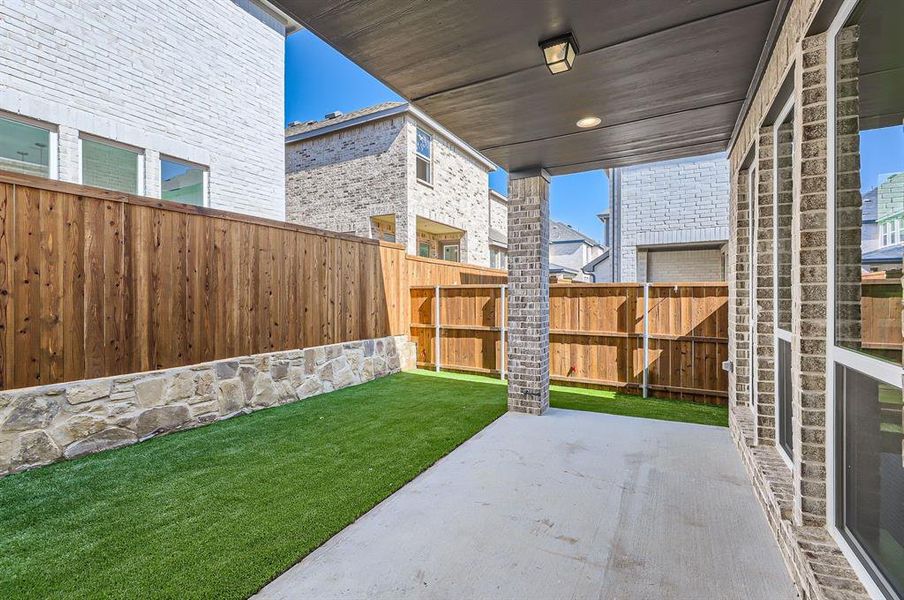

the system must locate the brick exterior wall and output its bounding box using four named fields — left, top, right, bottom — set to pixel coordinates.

left=507, top=173, right=550, bottom=415
left=0, top=0, right=286, bottom=219
left=729, top=168, right=752, bottom=408
left=285, top=113, right=494, bottom=267
left=728, top=0, right=871, bottom=597
left=615, top=153, right=730, bottom=282
left=285, top=116, right=409, bottom=239
left=793, top=32, right=831, bottom=529
left=755, top=127, right=777, bottom=445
